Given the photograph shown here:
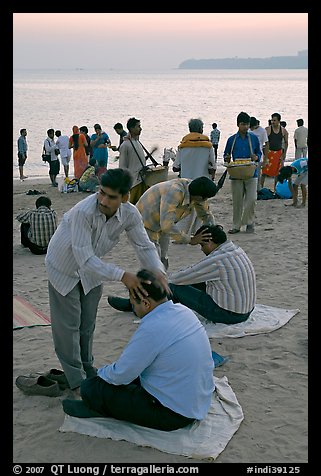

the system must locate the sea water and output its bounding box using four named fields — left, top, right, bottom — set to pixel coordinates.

left=13, top=68, right=308, bottom=180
